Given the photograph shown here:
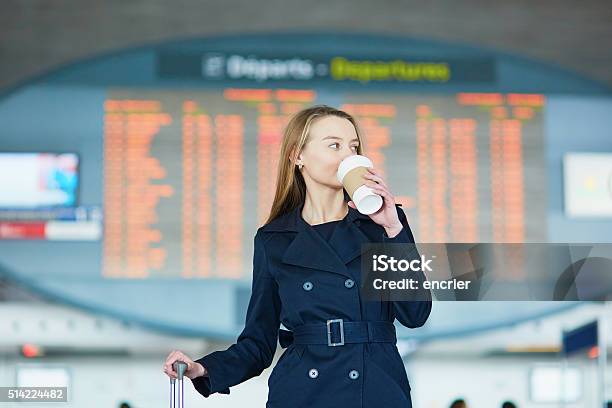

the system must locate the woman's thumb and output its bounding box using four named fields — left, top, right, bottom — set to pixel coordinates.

left=348, top=201, right=356, bottom=208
